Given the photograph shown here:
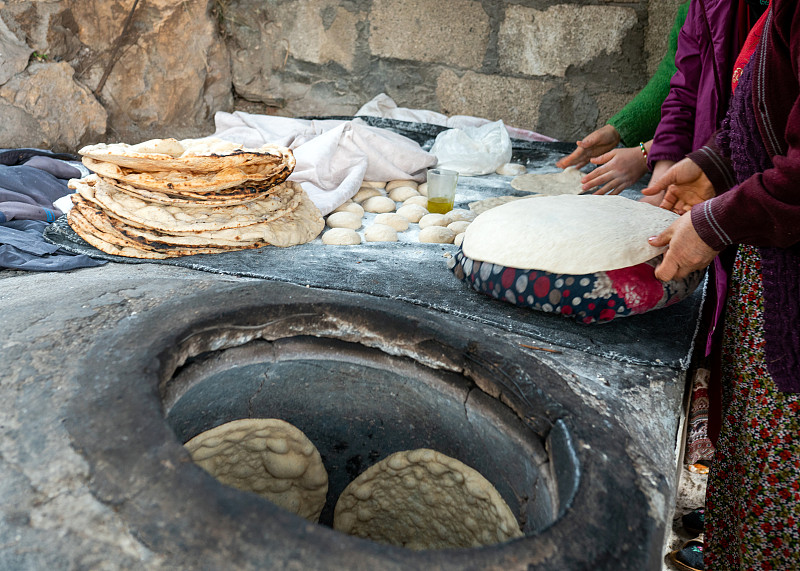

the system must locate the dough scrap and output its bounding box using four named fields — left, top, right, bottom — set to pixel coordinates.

left=326, top=211, right=363, bottom=230
left=454, top=232, right=465, bottom=247
left=332, top=448, right=522, bottom=550
left=362, top=196, right=396, bottom=214
left=417, top=182, right=428, bottom=197
left=463, top=194, right=679, bottom=273
left=322, top=228, right=362, bottom=245
left=374, top=212, right=410, bottom=232
left=510, top=166, right=584, bottom=195
left=364, top=223, right=398, bottom=242
left=185, top=418, right=328, bottom=522
left=419, top=226, right=456, bottom=244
